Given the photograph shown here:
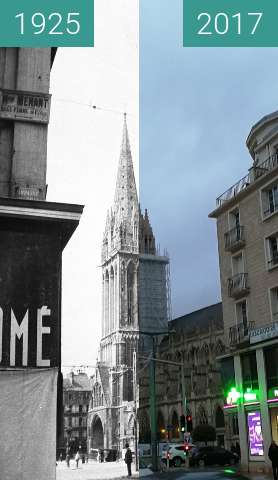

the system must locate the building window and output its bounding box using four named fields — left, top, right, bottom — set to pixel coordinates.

left=266, top=235, right=278, bottom=269
left=242, top=352, right=258, bottom=391
left=232, top=414, right=239, bottom=435
left=262, top=184, right=278, bottom=217
left=265, top=346, right=278, bottom=390
left=232, top=252, right=244, bottom=275
left=236, top=300, right=248, bottom=334
left=270, top=287, right=278, bottom=321
left=229, top=207, right=240, bottom=230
